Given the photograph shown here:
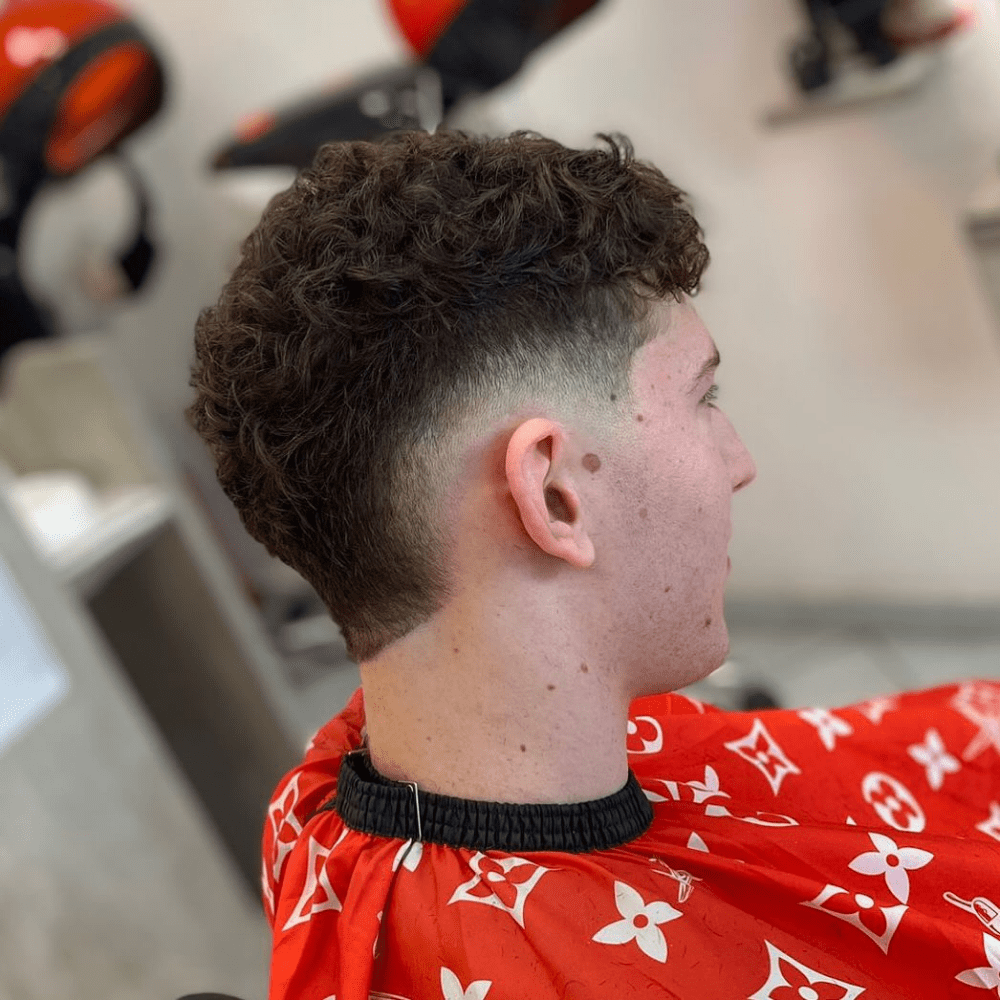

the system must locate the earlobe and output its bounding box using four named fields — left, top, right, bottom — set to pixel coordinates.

left=505, top=418, right=595, bottom=569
